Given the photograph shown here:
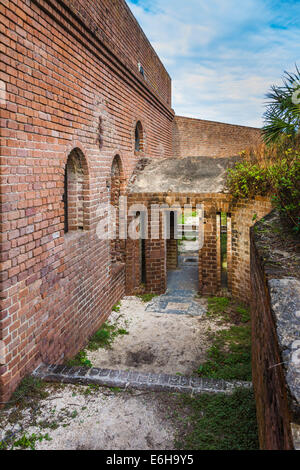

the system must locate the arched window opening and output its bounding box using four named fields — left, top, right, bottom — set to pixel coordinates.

left=217, top=211, right=228, bottom=288
left=64, top=148, right=87, bottom=233
left=166, top=211, right=179, bottom=270
left=135, top=121, right=144, bottom=152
